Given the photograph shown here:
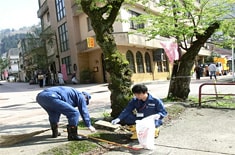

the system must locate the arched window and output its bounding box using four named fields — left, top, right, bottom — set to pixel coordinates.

left=136, top=51, right=144, bottom=73
left=126, top=50, right=136, bottom=73
left=153, top=48, right=169, bottom=72
left=145, top=52, right=152, bottom=72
